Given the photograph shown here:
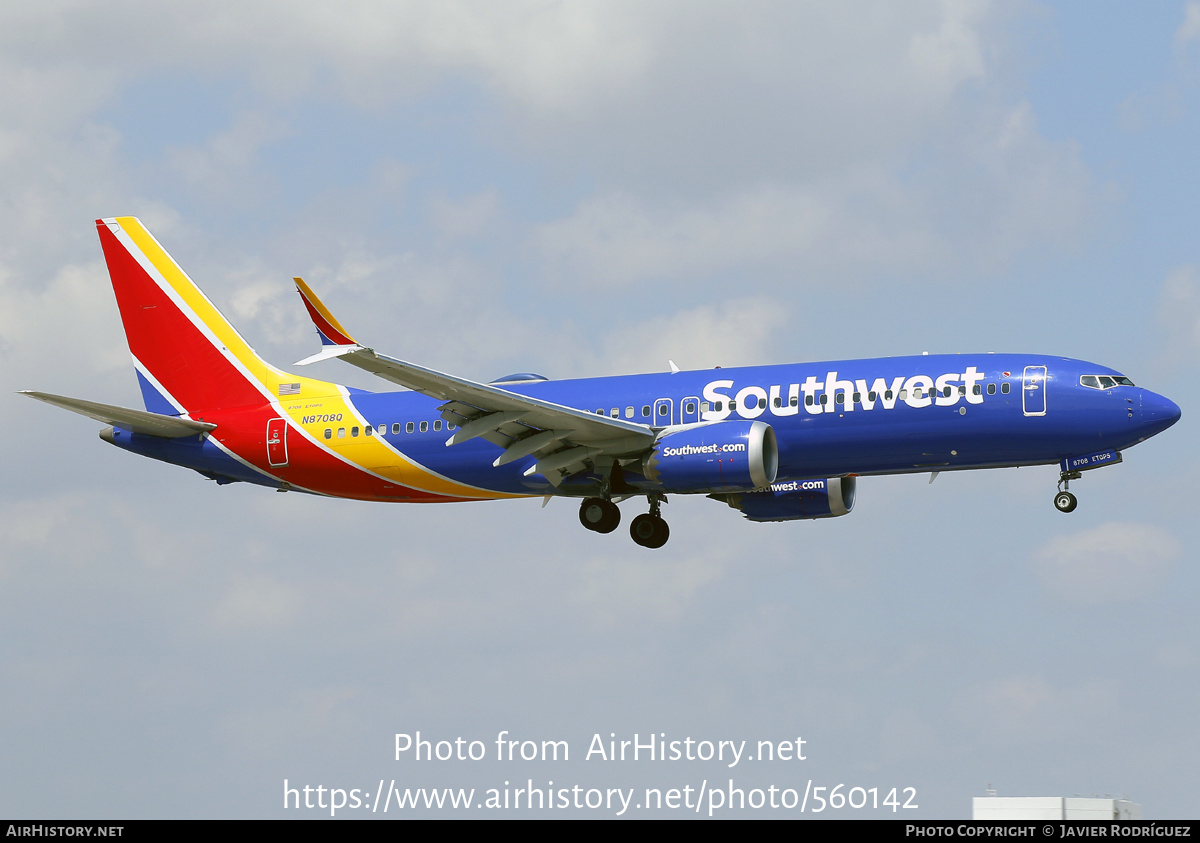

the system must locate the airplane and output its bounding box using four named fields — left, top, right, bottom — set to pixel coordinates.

left=22, top=217, right=1181, bottom=549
